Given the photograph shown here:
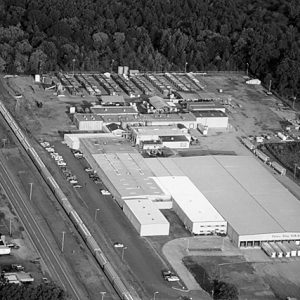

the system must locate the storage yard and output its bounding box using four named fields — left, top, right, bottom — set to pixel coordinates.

left=1, top=71, right=300, bottom=299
